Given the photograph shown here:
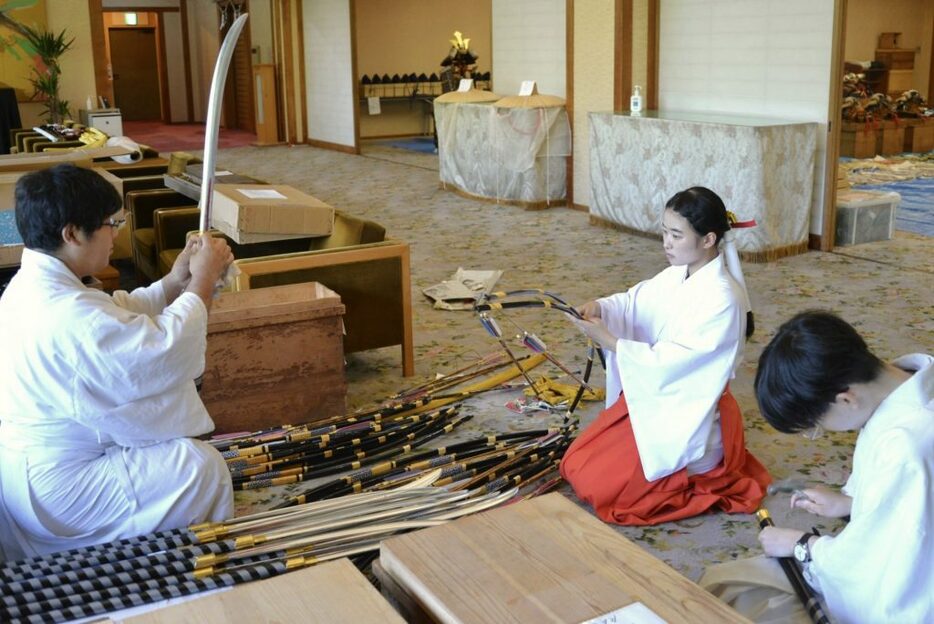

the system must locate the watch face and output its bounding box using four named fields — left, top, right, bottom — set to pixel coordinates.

left=794, top=542, right=808, bottom=563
